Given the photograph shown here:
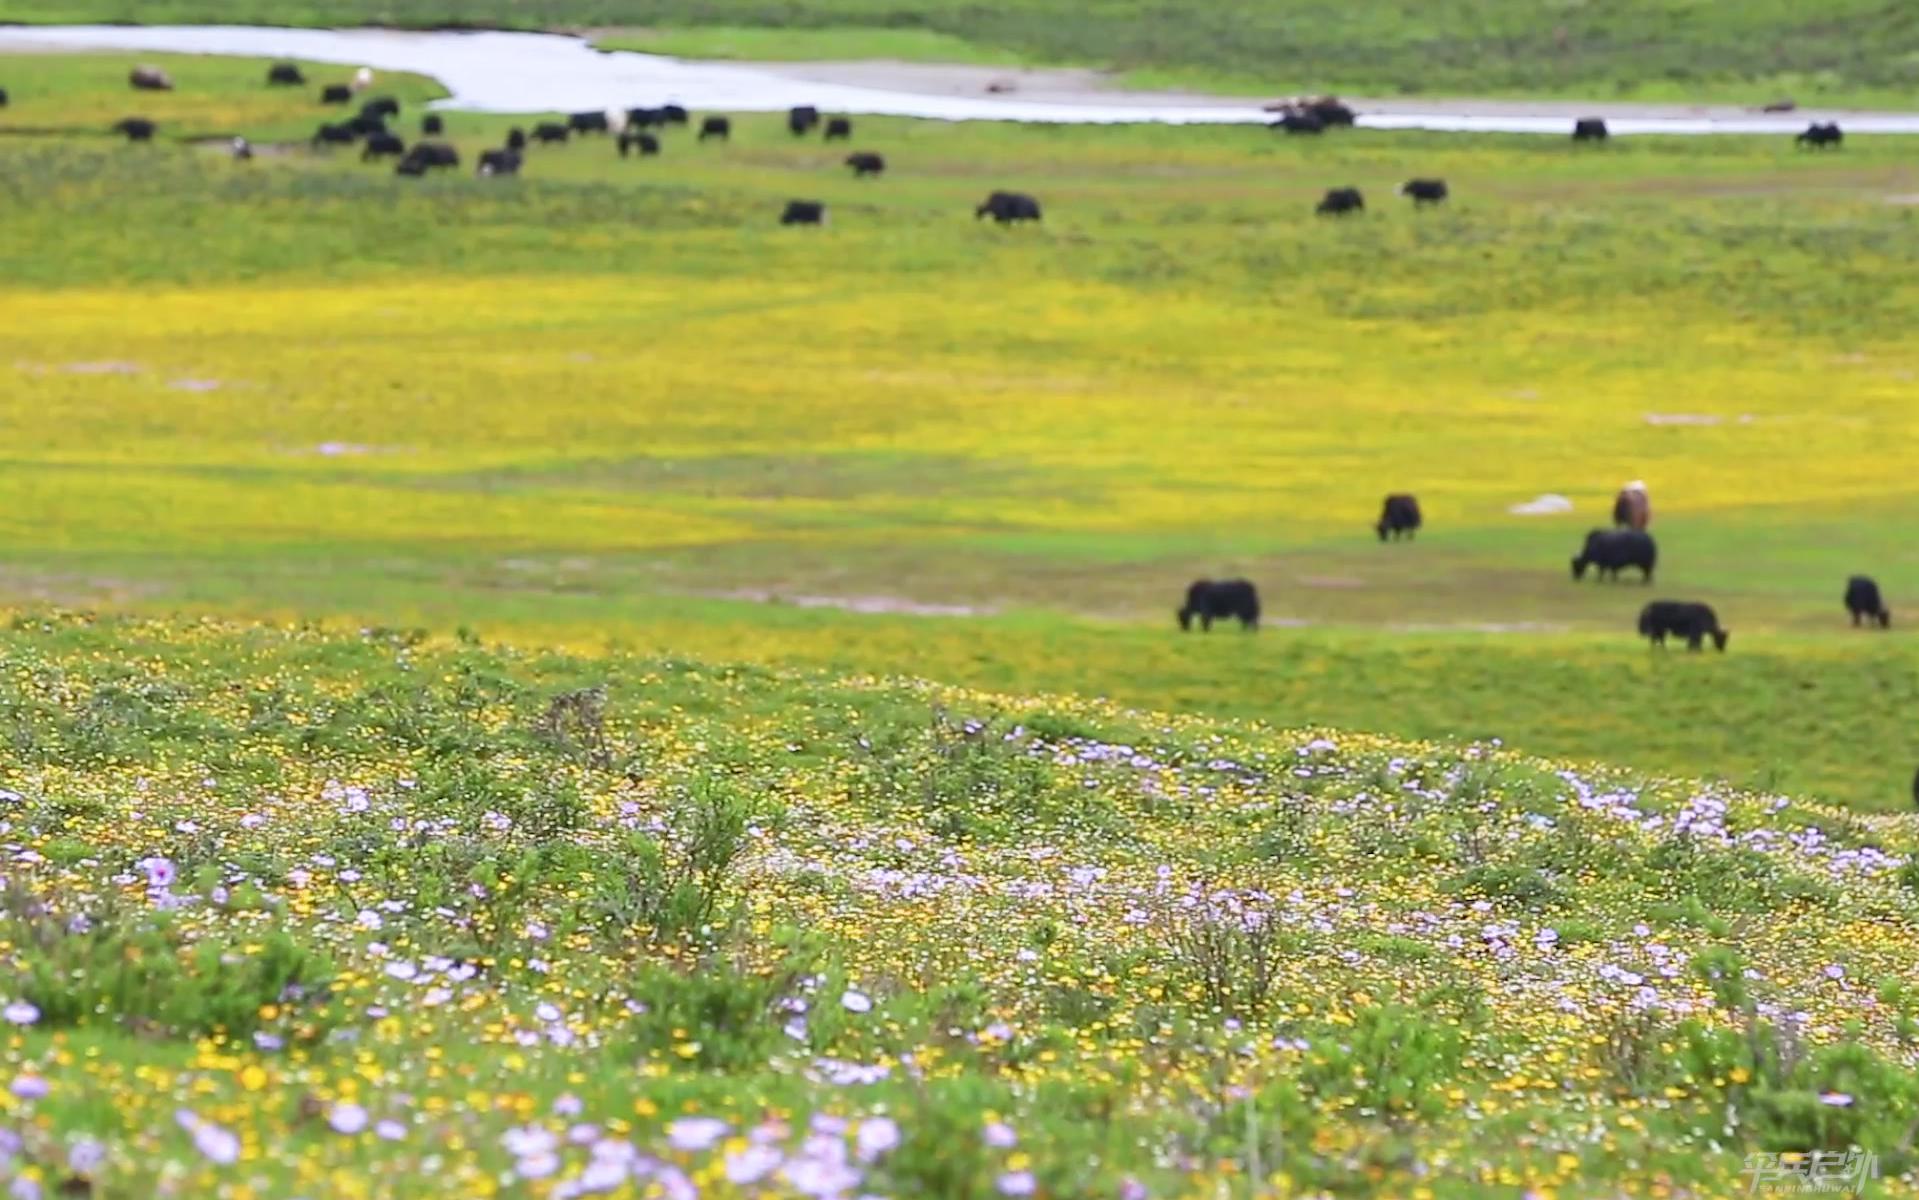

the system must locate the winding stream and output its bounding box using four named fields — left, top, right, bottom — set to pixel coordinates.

left=3, top=24, right=1918, bottom=133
